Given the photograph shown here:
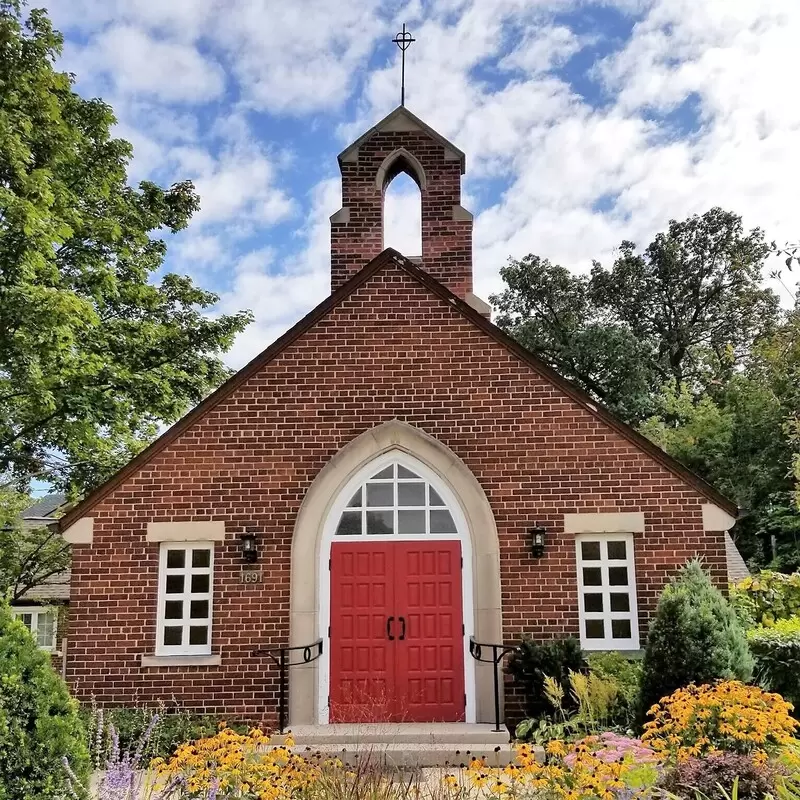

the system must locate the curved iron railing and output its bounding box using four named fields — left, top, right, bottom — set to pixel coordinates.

left=253, top=638, right=323, bottom=733
left=469, top=636, right=521, bottom=733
